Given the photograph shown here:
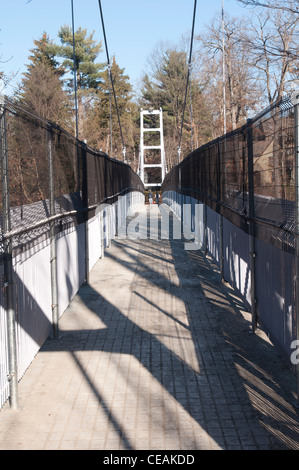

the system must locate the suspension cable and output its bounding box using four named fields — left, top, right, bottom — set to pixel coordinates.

left=189, top=63, right=194, bottom=153
left=222, top=0, right=227, bottom=135
left=108, top=64, right=113, bottom=157
left=97, top=0, right=126, bottom=160
left=71, top=0, right=79, bottom=140
left=177, top=0, right=197, bottom=163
